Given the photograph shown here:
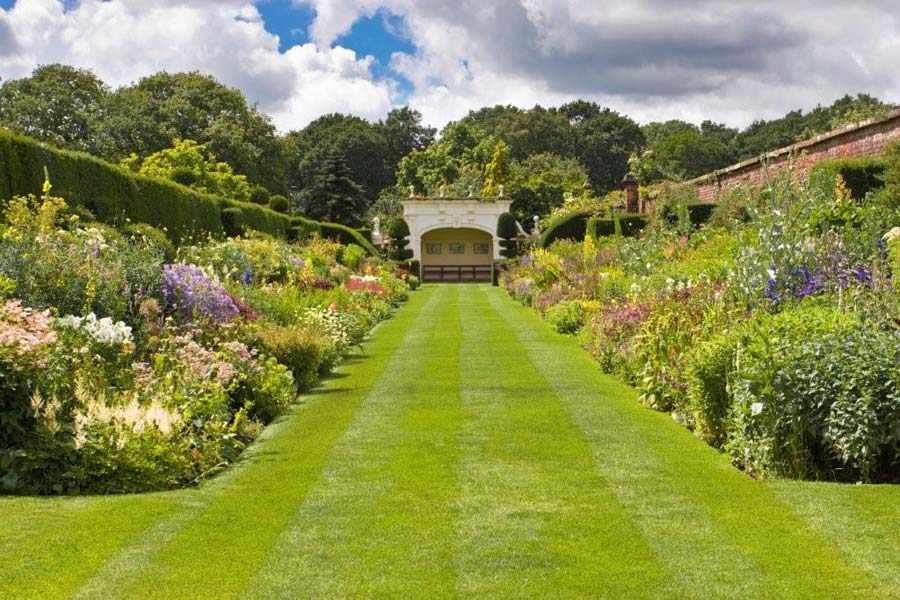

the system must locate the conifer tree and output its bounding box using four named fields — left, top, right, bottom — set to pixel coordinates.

left=299, top=148, right=369, bottom=227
